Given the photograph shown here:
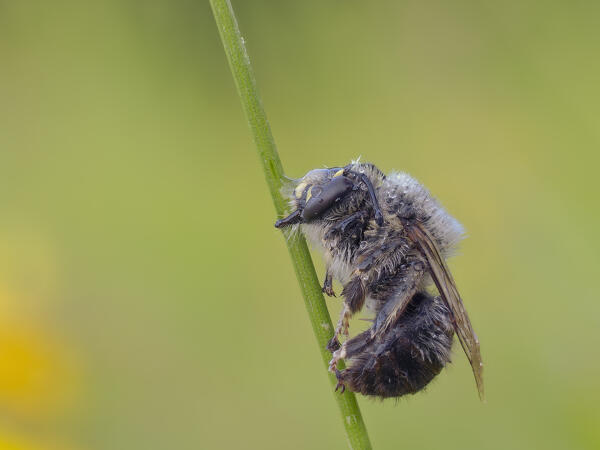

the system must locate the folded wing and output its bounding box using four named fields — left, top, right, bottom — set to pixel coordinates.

left=406, top=222, right=485, bottom=401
